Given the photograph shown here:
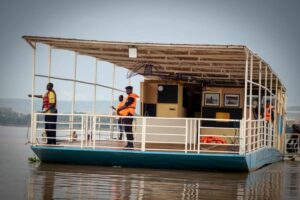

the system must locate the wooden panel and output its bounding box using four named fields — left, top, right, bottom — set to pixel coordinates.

left=142, top=82, right=157, bottom=104
left=157, top=103, right=178, bottom=117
